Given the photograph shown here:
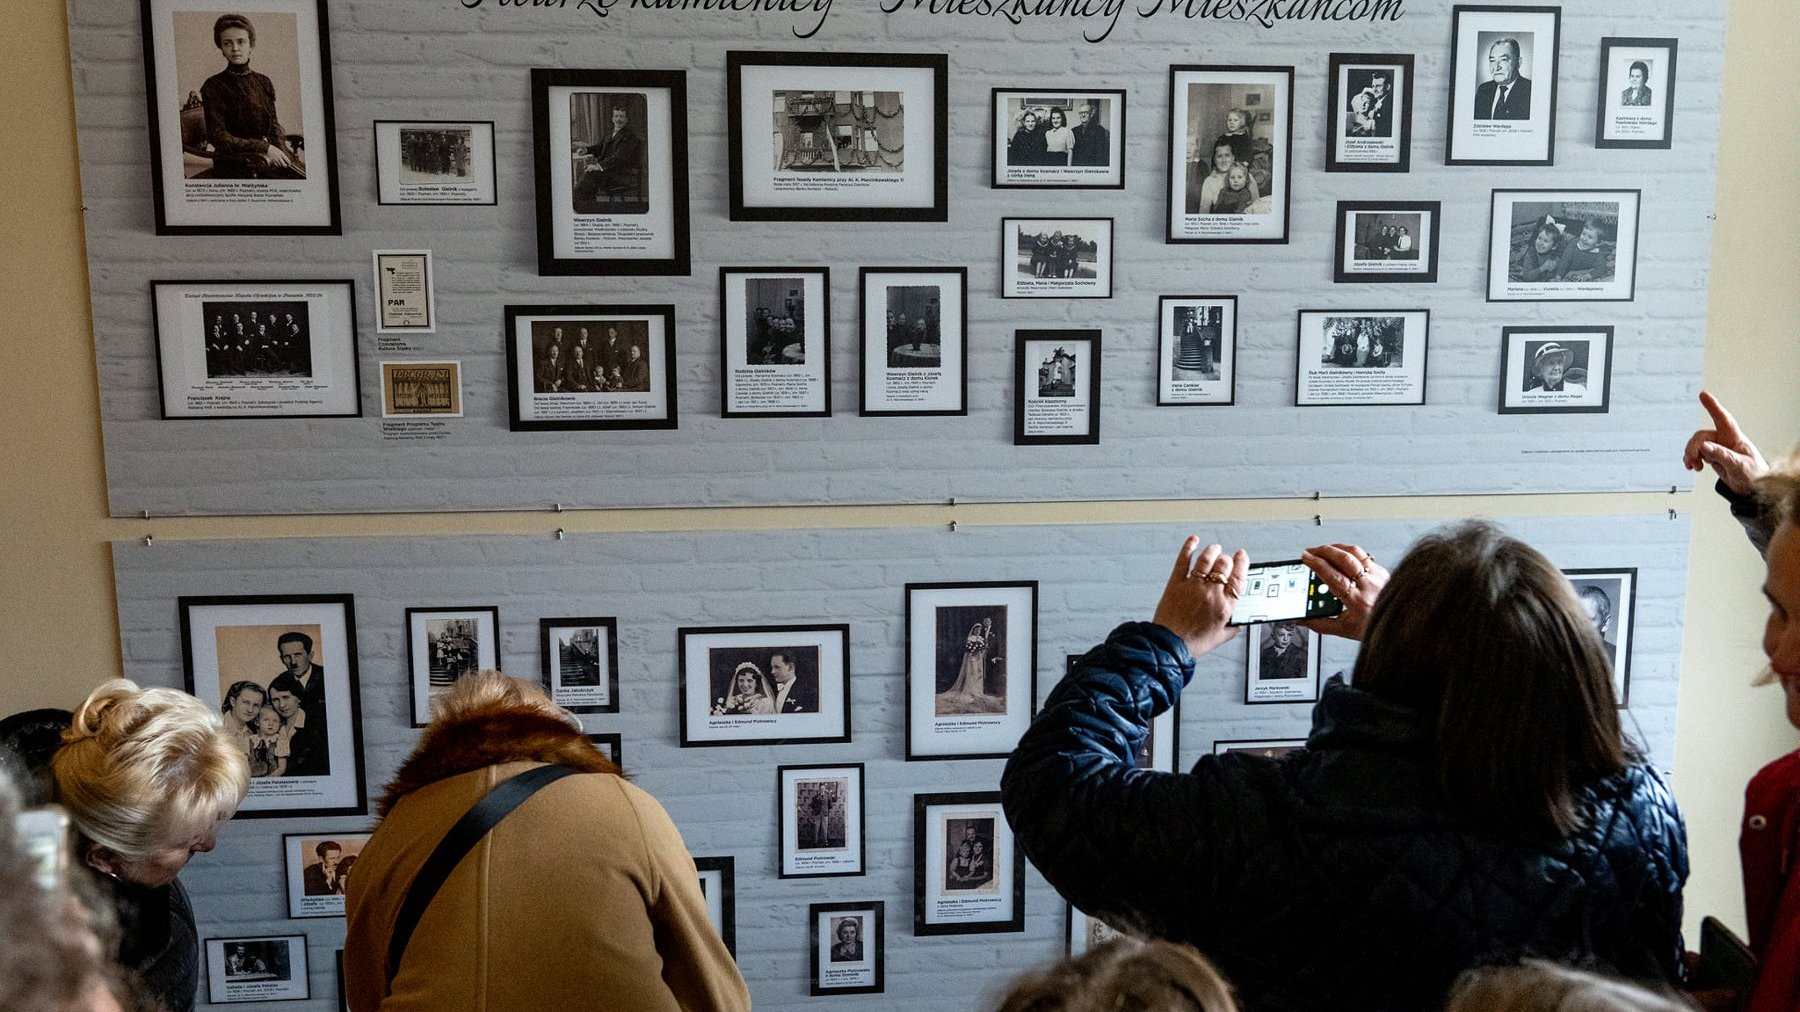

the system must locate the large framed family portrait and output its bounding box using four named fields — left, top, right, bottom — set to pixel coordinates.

left=904, top=581, right=1038, bottom=761
left=1445, top=5, right=1562, bottom=166
left=1294, top=309, right=1431, bottom=407
left=152, top=278, right=361, bottom=419
left=1166, top=65, right=1293, bottom=243
left=138, top=0, right=341, bottom=234
left=990, top=88, right=1125, bottom=189
left=913, top=791, right=1025, bottom=935
left=726, top=51, right=948, bottom=222
left=178, top=594, right=366, bottom=818
left=677, top=624, right=852, bottom=747
left=504, top=304, right=679, bottom=431
left=531, top=69, right=691, bottom=276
